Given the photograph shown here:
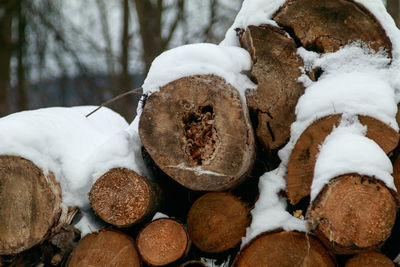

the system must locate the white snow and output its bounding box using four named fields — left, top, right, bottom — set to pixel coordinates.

left=152, top=212, right=169, bottom=221
left=311, top=115, right=396, bottom=200
left=220, top=0, right=285, bottom=47
left=395, top=253, right=400, bottom=264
